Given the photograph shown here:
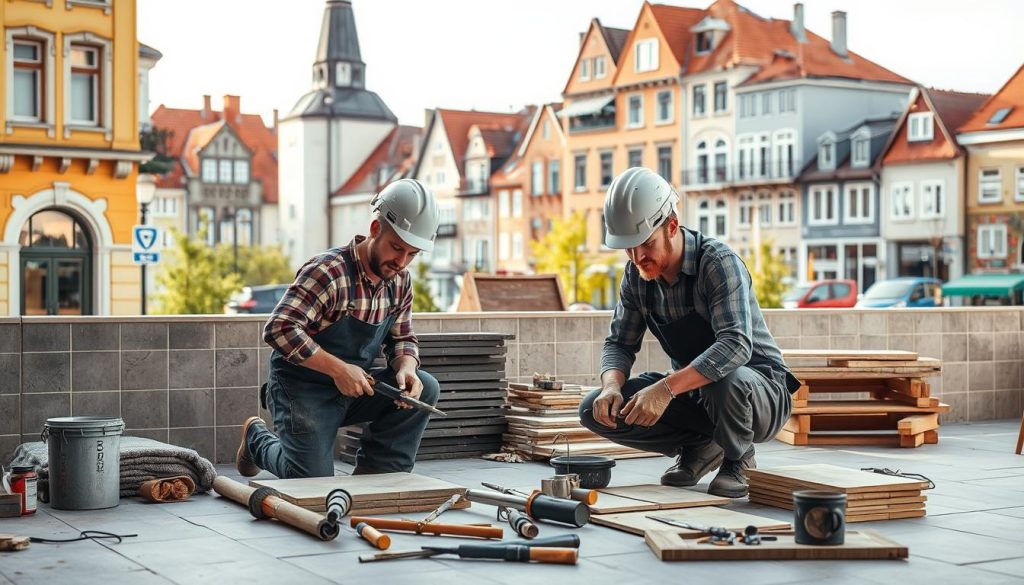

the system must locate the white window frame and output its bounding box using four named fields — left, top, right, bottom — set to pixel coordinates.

left=890, top=181, right=914, bottom=221
left=498, top=190, right=510, bottom=218
left=548, top=159, right=560, bottom=194
left=531, top=161, right=544, bottom=196
left=757, top=192, right=772, bottom=227
left=977, top=224, right=1007, bottom=259
left=634, top=38, right=659, bottom=73
left=627, top=93, right=644, bottom=129
left=627, top=147, right=643, bottom=170
left=11, top=39, right=43, bottom=123
left=218, top=159, right=233, bottom=184
left=760, top=92, right=772, bottom=116
left=777, top=191, right=797, bottom=226
left=6, top=27, right=57, bottom=134
left=713, top=81, right=728, bottom=113
left=62, top=32, right=112, bottom=139
left=1015, top=167, right=1024, bottom=202
left=499, top=232, right=510, bottom=261
left=579, top=58, right=591, bottom=81
left=594, top=55, right=607, bottom=79
left=979, top=168, right=1002, bottom=203
left=233, top=160, right=249, bottom=184
left=738, top=192, right=753, bottom=228
left=737, top=134, right=755, bottom=179
left=843, top=182, right=875, bottom=225
left=655, top=89, right=673, bottom=125
left=809, top=185, right=839, bottom=226
left=920, top=180, right=945, bottom=219
left=818, top=142, right=836, bottom=171
left=713, top=199, right=729, bottom=240
left=201, top=159, right=217, bottom=182
left=573, top=153, right=587, bottom=191
left=851, top=138, right=870, bottom=168
left=908, top=112, right=934, bottom=142
left=511, top=189, right=523, bottom=218
left=692, top=84, right=706, bottom=117
left=512, top=232, right=524, bottom=260
left=696, top=199, right=711, bottom=235
left=773, top=129, right=797, bottom=178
